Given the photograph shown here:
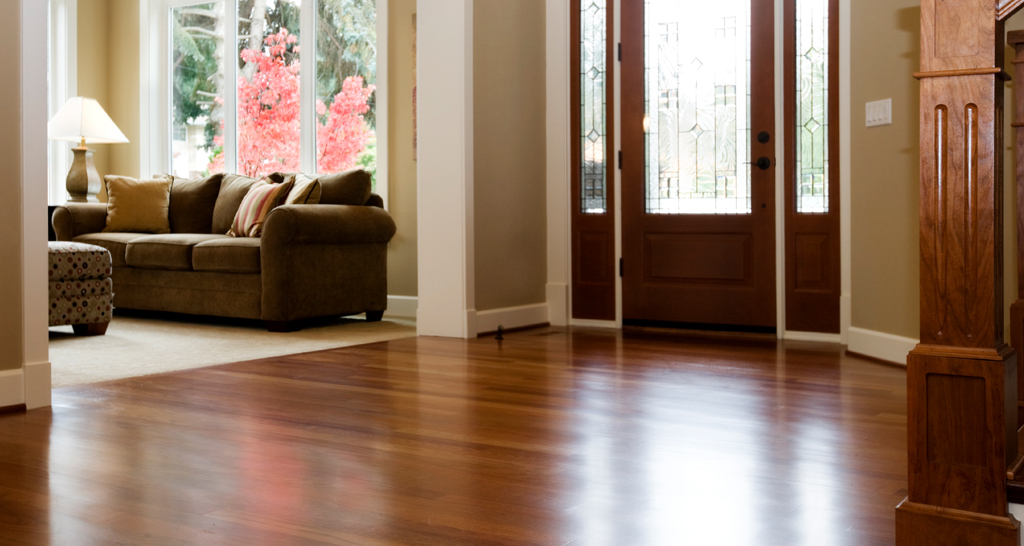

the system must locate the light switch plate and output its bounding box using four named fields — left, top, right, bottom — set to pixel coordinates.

left=866, top=99, right=892, bottom=127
